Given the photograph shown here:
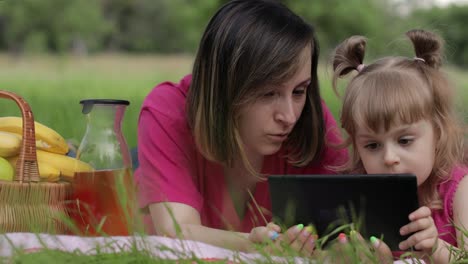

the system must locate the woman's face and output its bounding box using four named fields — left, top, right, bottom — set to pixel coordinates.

left=237, top=46, right=311, bottom=159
